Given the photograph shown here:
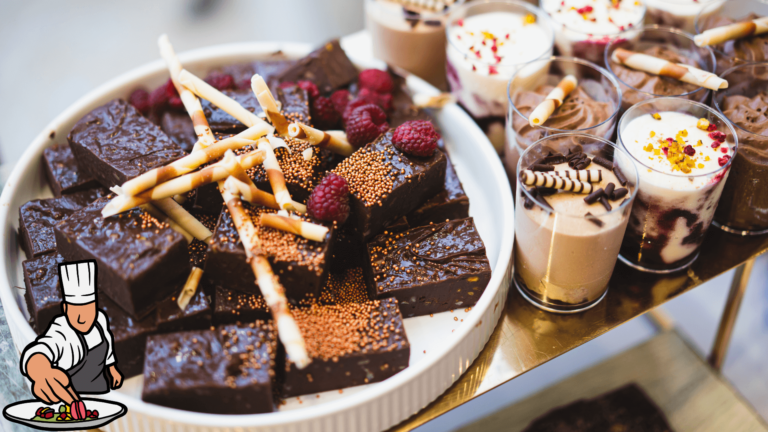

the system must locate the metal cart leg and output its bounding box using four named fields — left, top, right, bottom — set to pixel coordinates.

left=708, top=258, right=756, bottom=371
